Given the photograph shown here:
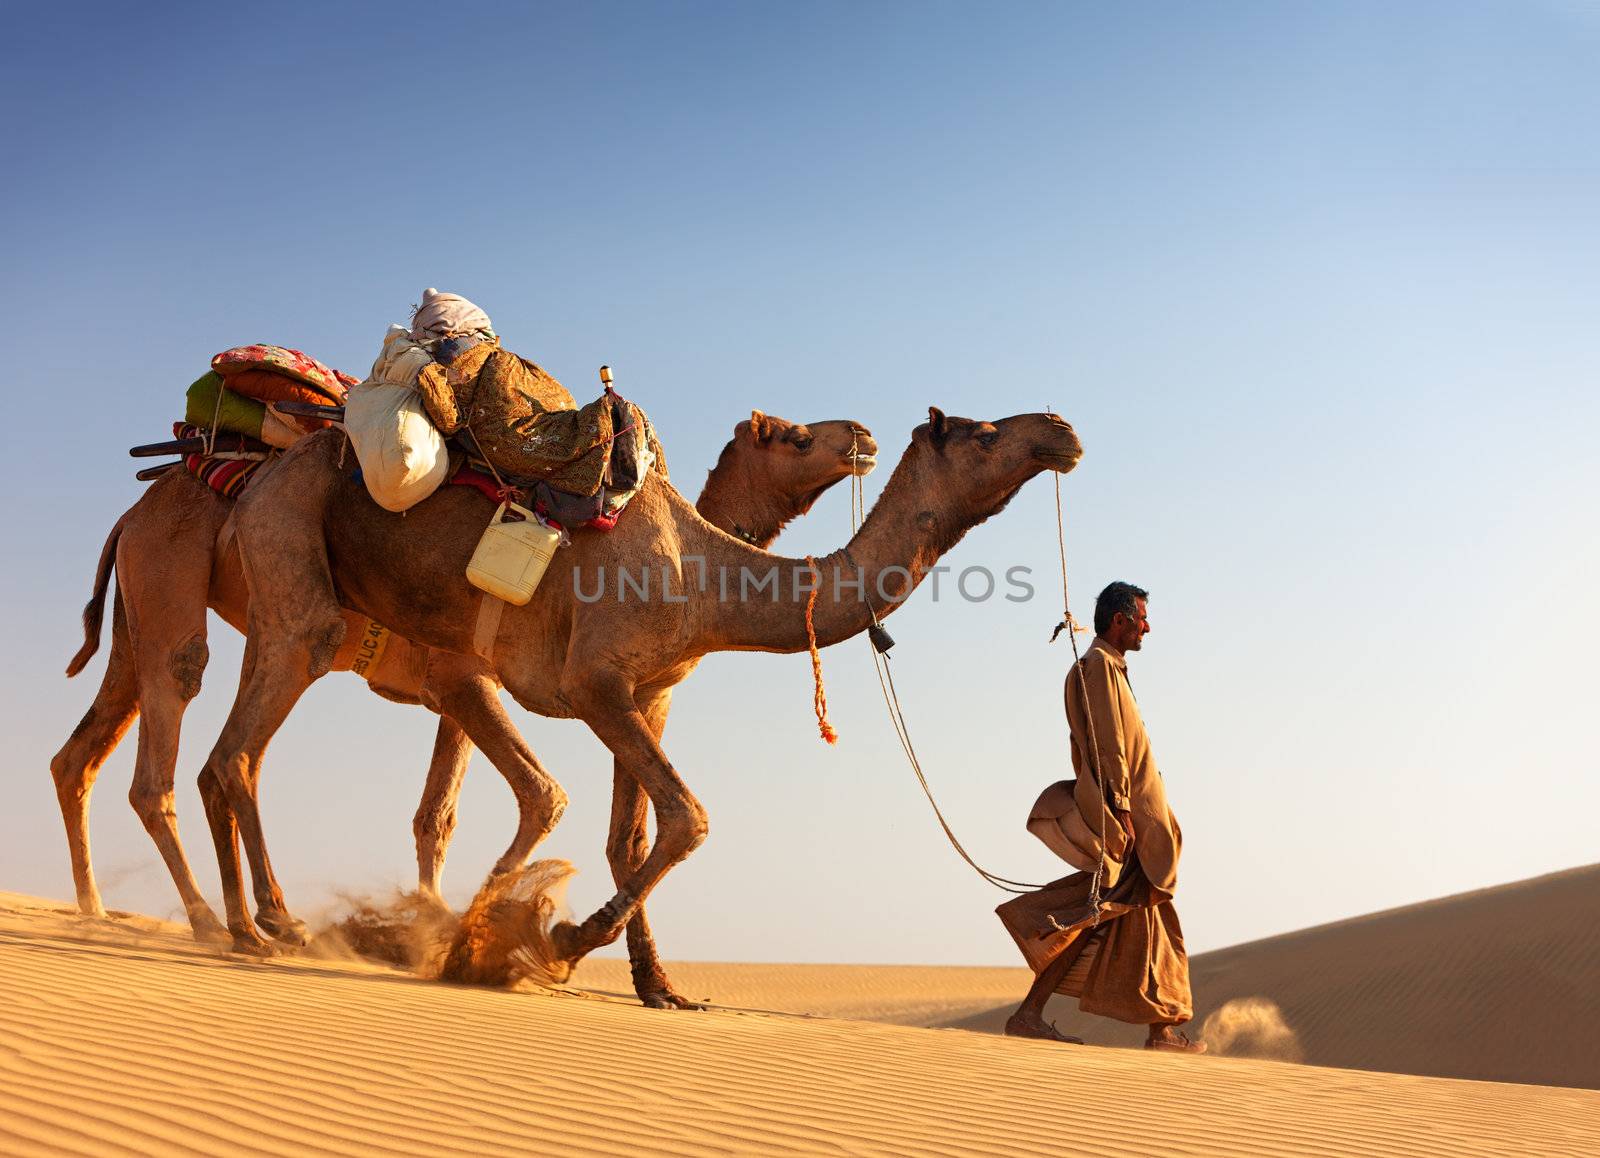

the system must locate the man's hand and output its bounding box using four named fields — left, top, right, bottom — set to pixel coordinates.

left=1118, top=810, right=1136, bottom=845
